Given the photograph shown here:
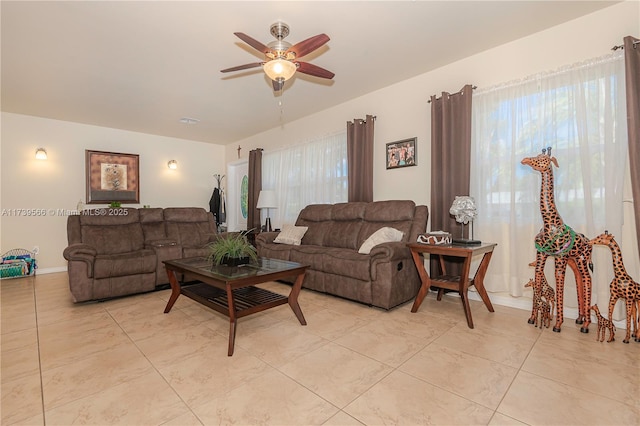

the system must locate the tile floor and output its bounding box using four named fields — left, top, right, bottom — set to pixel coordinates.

left=2, top=272, right=639, bottom=425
